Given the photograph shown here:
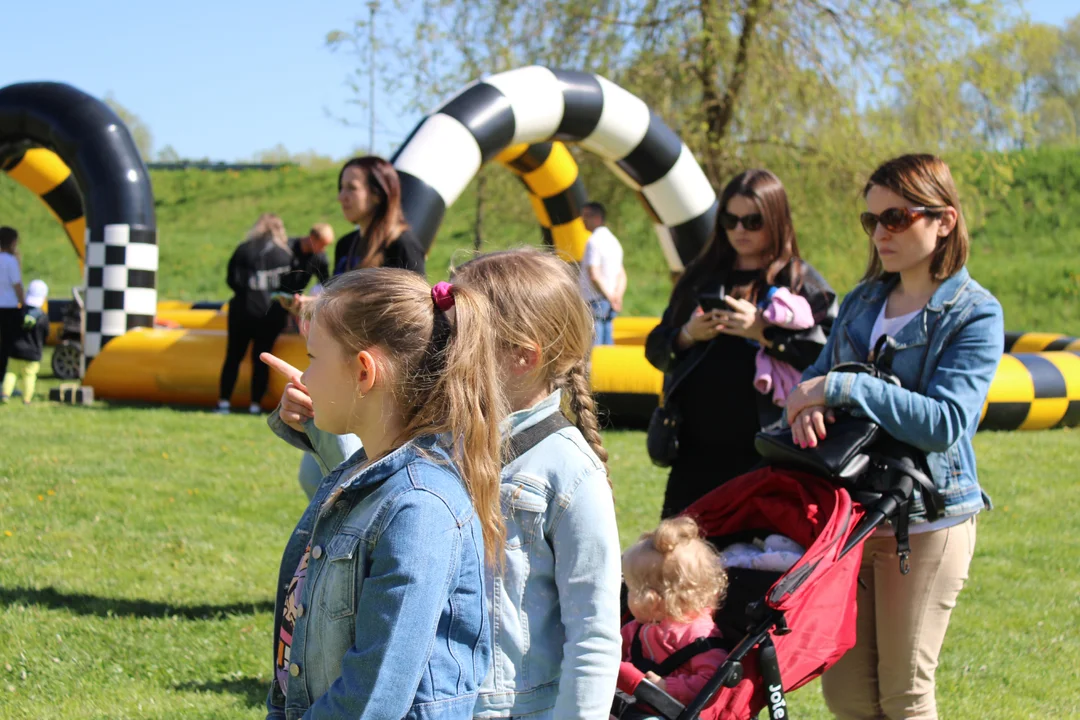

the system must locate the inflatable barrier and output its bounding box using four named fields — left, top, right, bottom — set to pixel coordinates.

left=1004, top=332, right=1080, bottom=353
left=75, top=320, right=1079, bottom=432
left=82, top=328, right=306, bottom=410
